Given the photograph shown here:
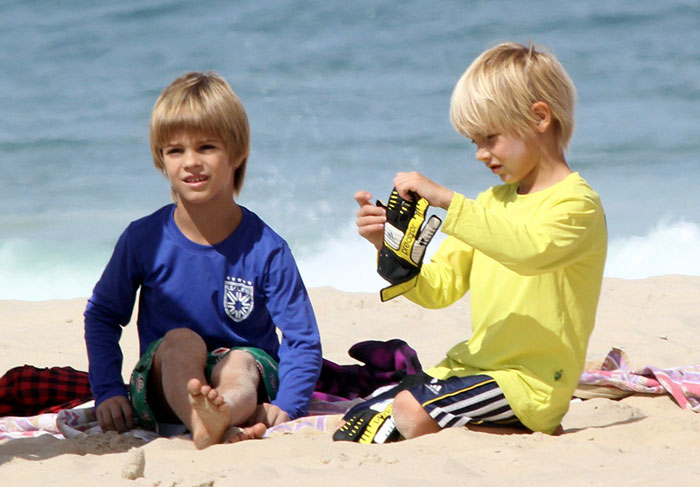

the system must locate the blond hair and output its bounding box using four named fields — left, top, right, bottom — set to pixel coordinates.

left=450, top=42, right=576, bottom=152
left=150, top=72, right=250, bottom=195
